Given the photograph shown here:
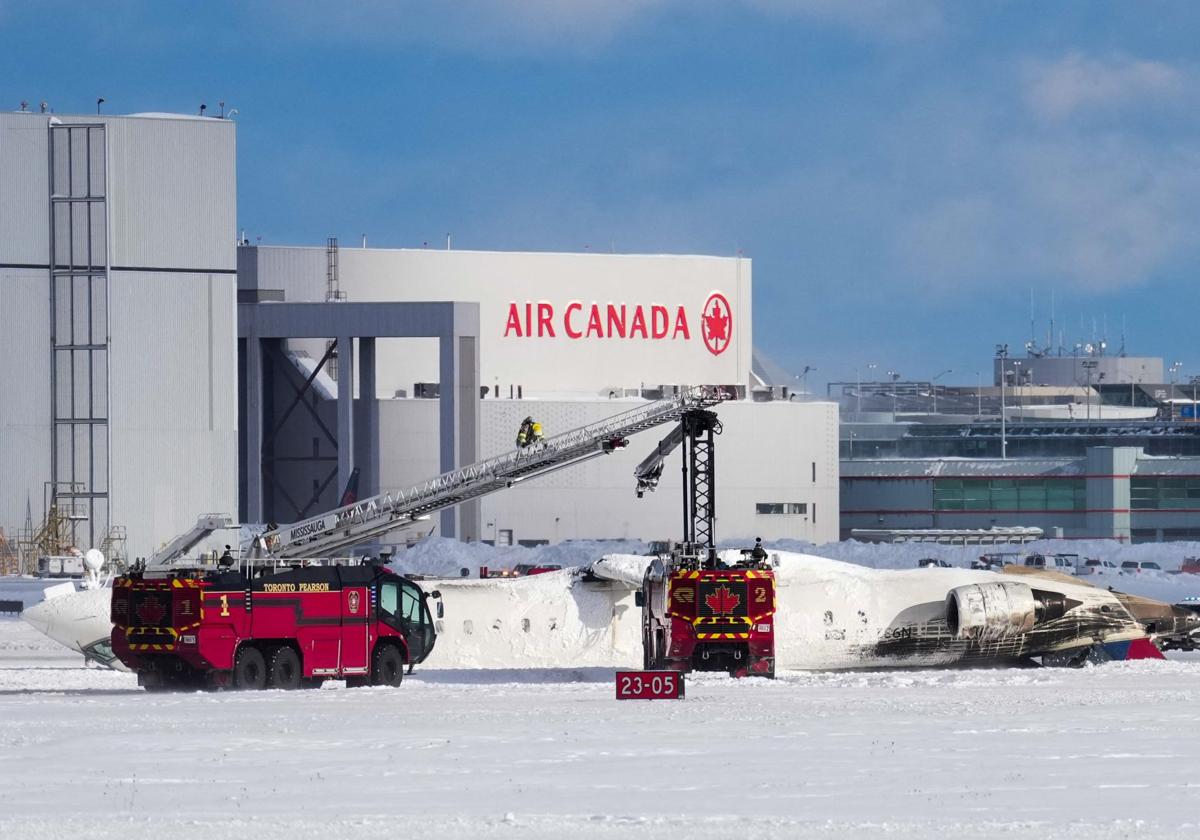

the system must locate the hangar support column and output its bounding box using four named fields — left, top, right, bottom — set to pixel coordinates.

left=243, top=336, right=264, bottom=523
left=440, top=325, right=480, bottom=541
left=358, top=338, right=379, bottom=499
left=336, top=335, right=355, bottom=501
left=239, top=301, right=480, bottom=541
